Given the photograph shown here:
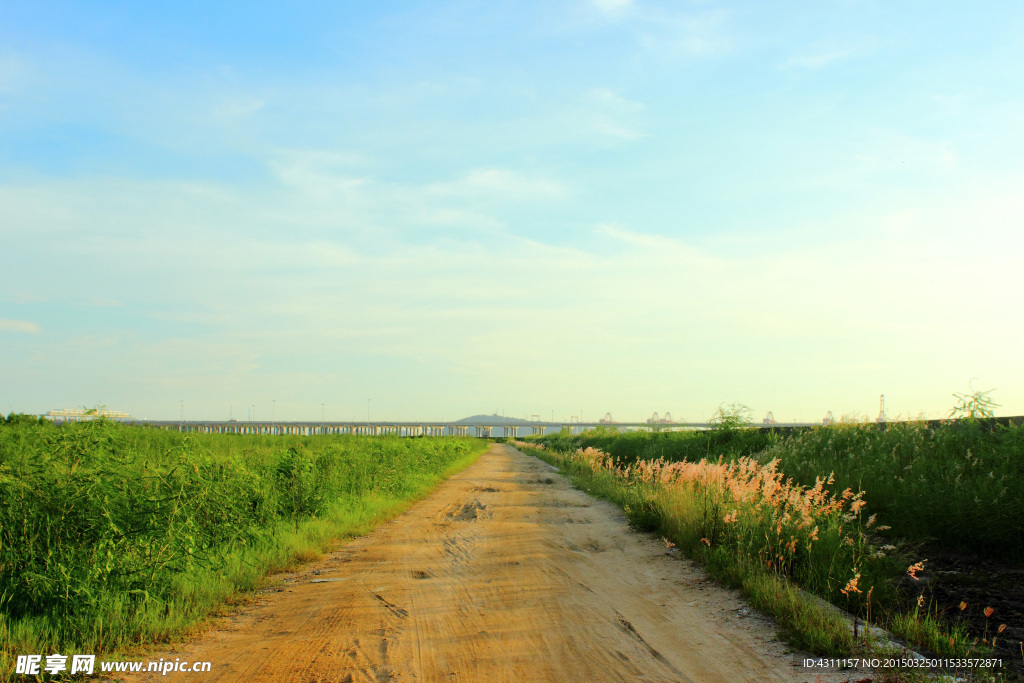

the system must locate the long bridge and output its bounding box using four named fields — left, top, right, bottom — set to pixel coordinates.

left=101, top=419, right=821, bottom=438
left=40, top=407, right=1024, bottom=437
